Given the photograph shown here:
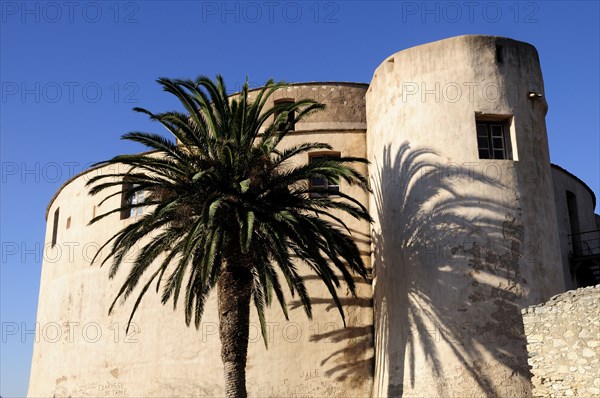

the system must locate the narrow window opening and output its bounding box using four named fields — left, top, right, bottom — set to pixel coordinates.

left=51, top=208, right=60, bottom=247
left=566, top=191, right=580, bottom=235
left=66, top=217, right=71, bottom=229
left=567, top=190, right=581, bottom=252
left=476, top=118, right=512, bottom=160
left=274, top=99, right=295, bottom=132
left=309, top=152, right=341, bottom=197
left=496, top=44, right=504, bottom=64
